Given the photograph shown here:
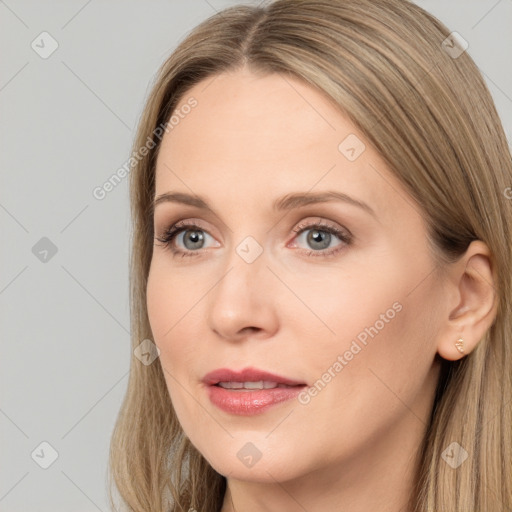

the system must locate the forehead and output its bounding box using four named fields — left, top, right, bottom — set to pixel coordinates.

left=153, top=69, right=415, bottom=226
left=161, top=69, right=345, bottom=157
